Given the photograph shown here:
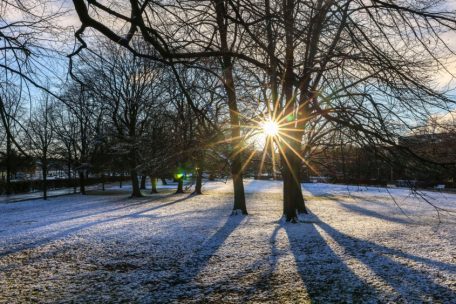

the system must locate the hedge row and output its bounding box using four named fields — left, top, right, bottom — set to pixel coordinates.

left=332, top=179, right=455, bottom=189
left=0, top=175, right=131, bottom=195
left=412, top=180, right=456, bottom=189
left=331, top=179, right=388, bottom=187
